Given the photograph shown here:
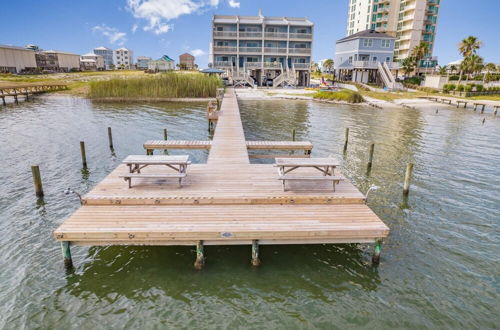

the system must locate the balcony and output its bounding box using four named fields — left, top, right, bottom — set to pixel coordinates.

left=239, top=31, right=263, bottom=39
left=245, top=62, right=262, bottom=69
left=292, top=63, right=310, bottom=70
left=239, top=47, right=262, bottom=53
left=213, top=46, right=237, bottom=53
left=351, top=61, right=399, bottom=69
left=289, top=33, right=313, bottom=40
left=244, top=62, right=283, bottom=70
left=288, top=48, right=312, bottom=55
left=213, top=31, right=237, bottom=38
left=264, top=47, right=287, bottom=54
left=214, top=61, right=233, bottom=68
left=264, top=32, right=288, bottom=39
